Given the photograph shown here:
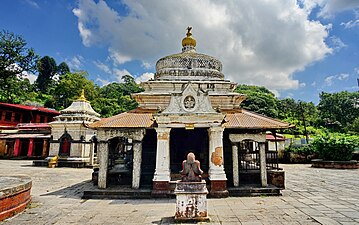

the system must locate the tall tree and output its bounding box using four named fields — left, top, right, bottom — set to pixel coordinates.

left=57, top=62, right=70, bottom=75
left=235, top=84, right=278, bottom=118
left=0, top=30, right=38, bottom=102
left=50, top=71, right=99, bottom=109
left=318, top=91, right=359, bottom=132
left=35, top=56, right=57, bottom=93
